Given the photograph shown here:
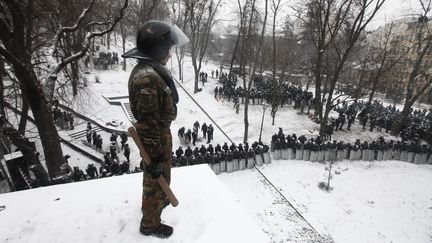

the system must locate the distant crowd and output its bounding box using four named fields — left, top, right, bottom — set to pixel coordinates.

left=178, top=121, right=215, bottom=145
left=271, top=128, right=432, bottom=164
left=52, top=99, right=75, bottom=130
left=172, top=141, right=271, bottom=174
left=85, top=51, right=119, bottom=70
